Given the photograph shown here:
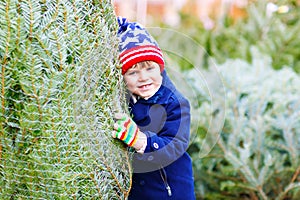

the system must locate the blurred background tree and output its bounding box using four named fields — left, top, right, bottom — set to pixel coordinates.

left=175, top=0, right=300, bottom=72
